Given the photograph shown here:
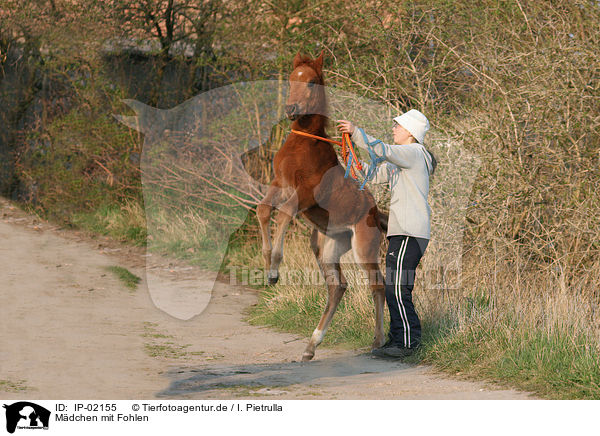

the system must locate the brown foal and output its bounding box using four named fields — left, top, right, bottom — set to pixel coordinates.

left=256, top=51, right=388, bottom=361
